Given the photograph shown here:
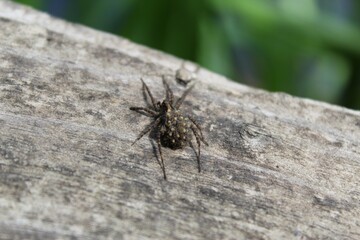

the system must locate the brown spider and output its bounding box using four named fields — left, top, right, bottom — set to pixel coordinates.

left=129, top=77, right=208, bottom=180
